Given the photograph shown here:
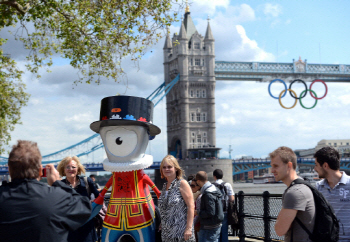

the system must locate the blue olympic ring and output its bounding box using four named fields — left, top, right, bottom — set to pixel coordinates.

left=268, top=79, right=287, bottom=99
left=268, top=79, right=327, bottom=109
